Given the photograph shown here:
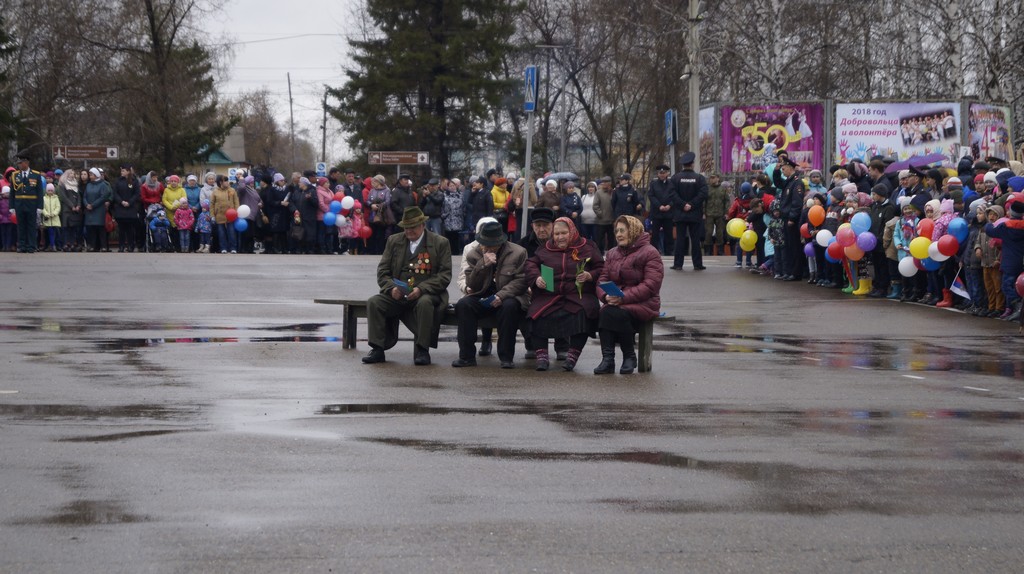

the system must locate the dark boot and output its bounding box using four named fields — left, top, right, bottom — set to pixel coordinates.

left=562, top=348, right=581, bottom=371
left=534, top=349, right=550, bottom=371
left=618, top=332, right=637, bottom=374
left=593, top=330, right=616, bottom=375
